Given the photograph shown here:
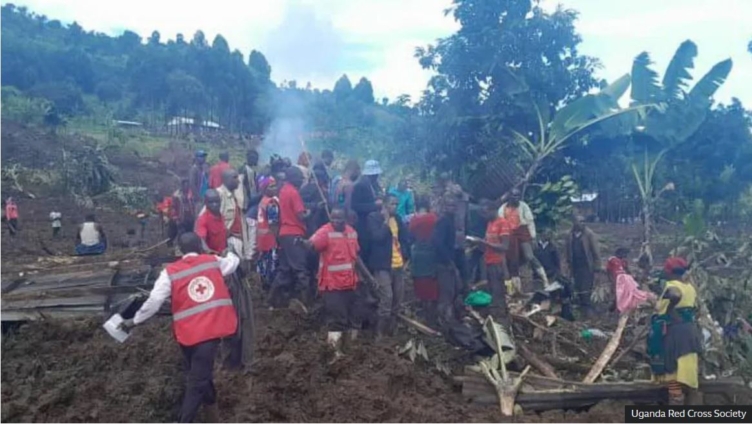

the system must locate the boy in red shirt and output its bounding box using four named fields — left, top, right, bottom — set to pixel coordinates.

left=195, top=189, right=228, bottom=253
left=269, top=166, right=311, bottom=310
left=468, top=199, right=512, bottom=320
